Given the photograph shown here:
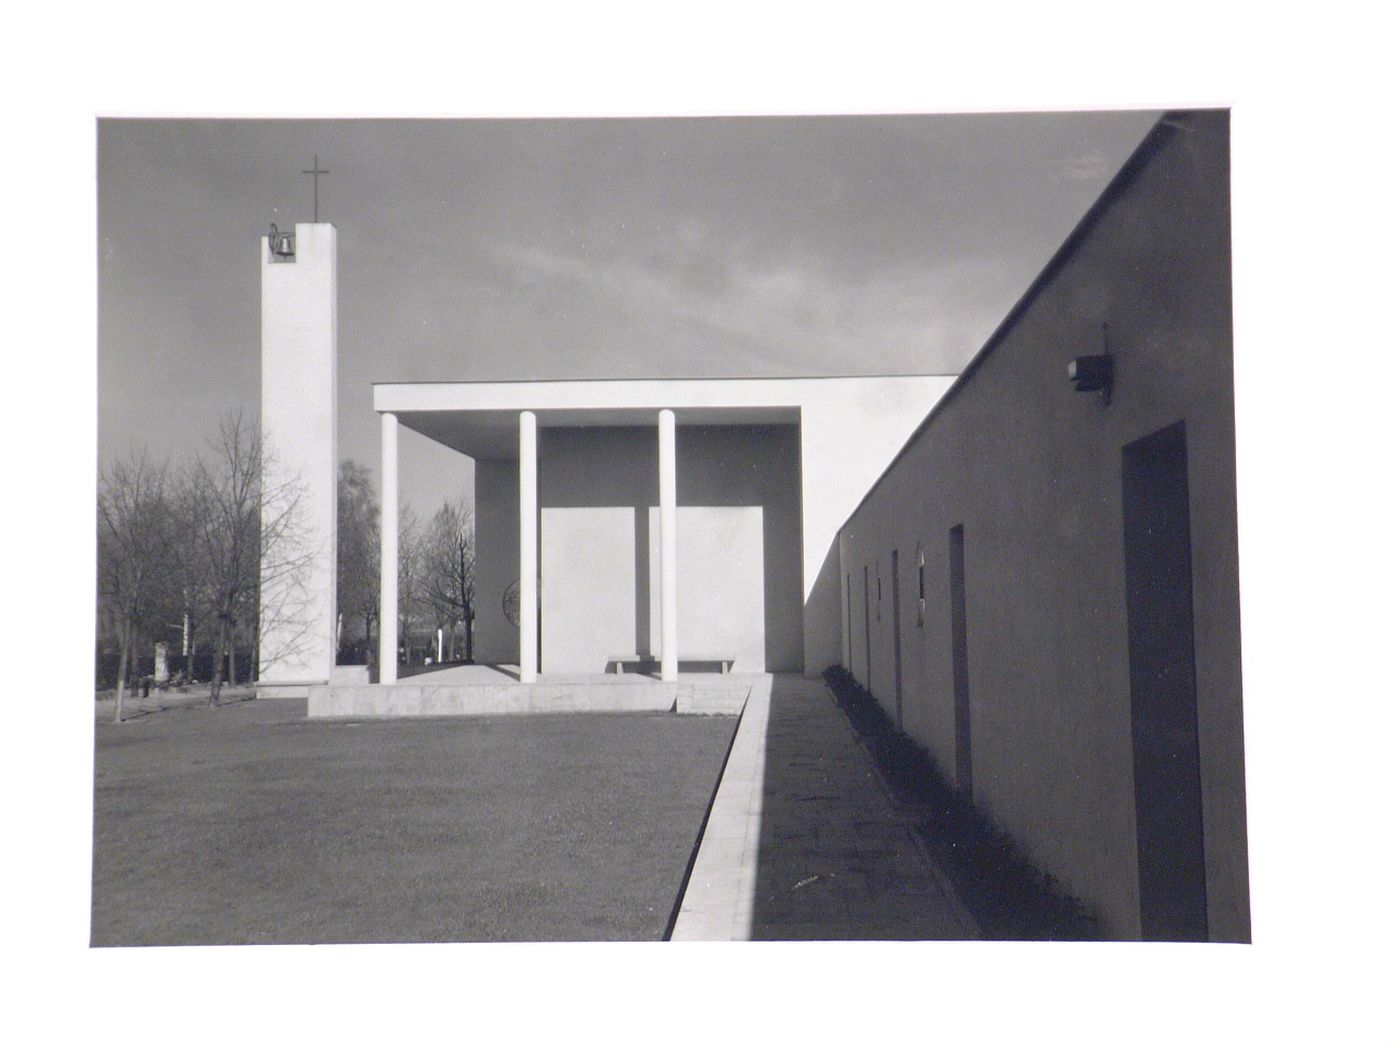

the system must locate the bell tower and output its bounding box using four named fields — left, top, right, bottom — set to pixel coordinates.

left=256, top=220, right=338, bottom=697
